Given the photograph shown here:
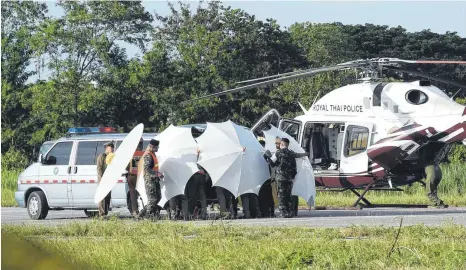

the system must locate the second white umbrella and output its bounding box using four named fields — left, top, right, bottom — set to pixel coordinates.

left=196, top=120, right=270, bottom=197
